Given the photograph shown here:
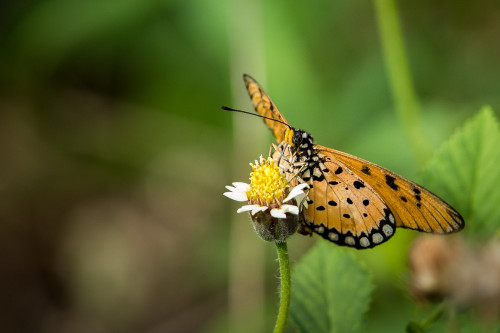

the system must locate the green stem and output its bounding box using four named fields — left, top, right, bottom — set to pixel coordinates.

left=274, top=241, right=291, bottom=333
left=373, top=0, right=432, bottom=165
left=421, top=302, right=444, bottom=330
left=406, top=303, right=445, bottom=332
